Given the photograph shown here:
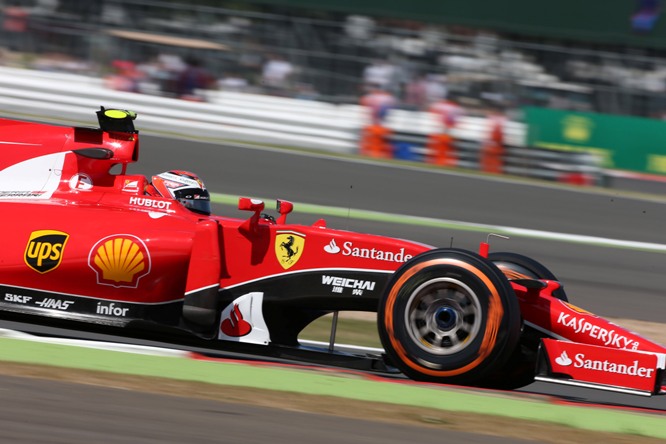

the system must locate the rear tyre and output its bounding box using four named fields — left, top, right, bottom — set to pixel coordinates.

left=378, top=249, right=521, bottom=386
